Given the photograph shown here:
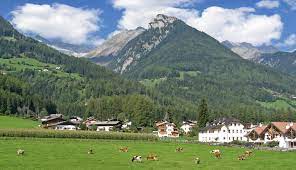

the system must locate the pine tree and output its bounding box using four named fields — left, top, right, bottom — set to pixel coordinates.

left=197, top=99, right=209, bottom=128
